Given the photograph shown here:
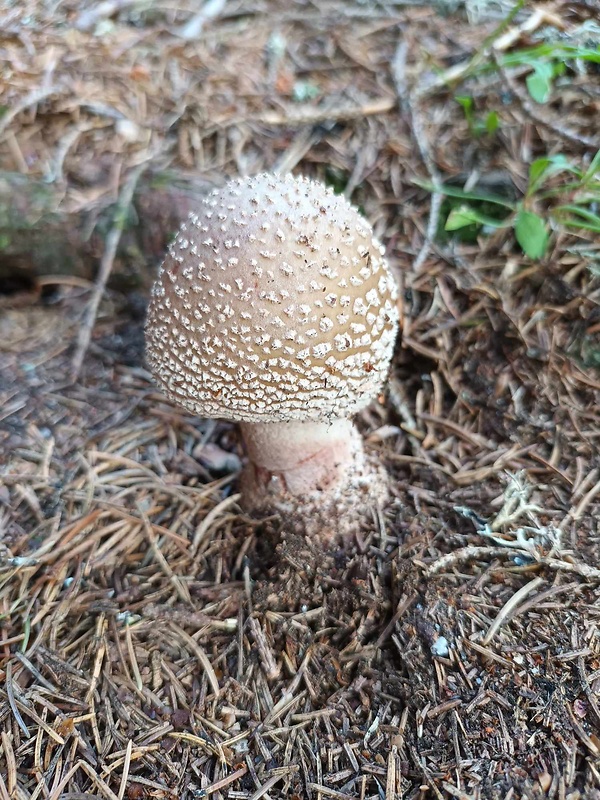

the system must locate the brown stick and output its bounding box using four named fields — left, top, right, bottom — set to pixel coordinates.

left=70, top=160, right=150, bottom=378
